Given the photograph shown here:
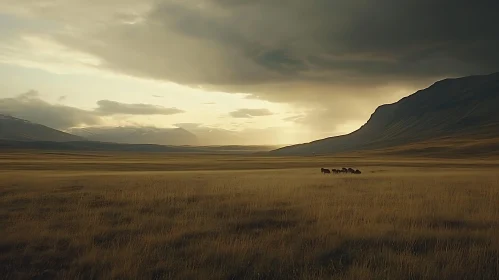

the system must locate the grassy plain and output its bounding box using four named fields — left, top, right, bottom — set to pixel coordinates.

left=1, top=151, right=499, bottom=279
